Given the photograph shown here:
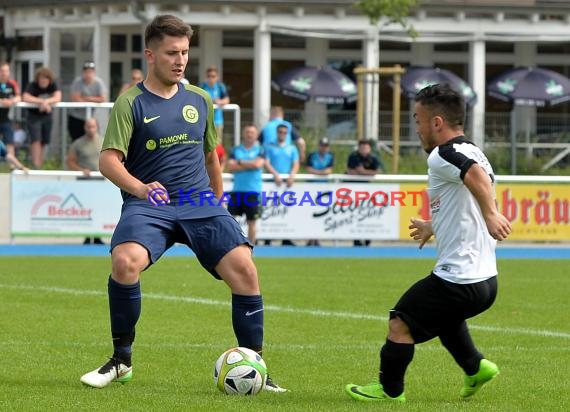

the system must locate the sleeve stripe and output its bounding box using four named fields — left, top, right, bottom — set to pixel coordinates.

left=438, top=142, right=477, bottom=181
